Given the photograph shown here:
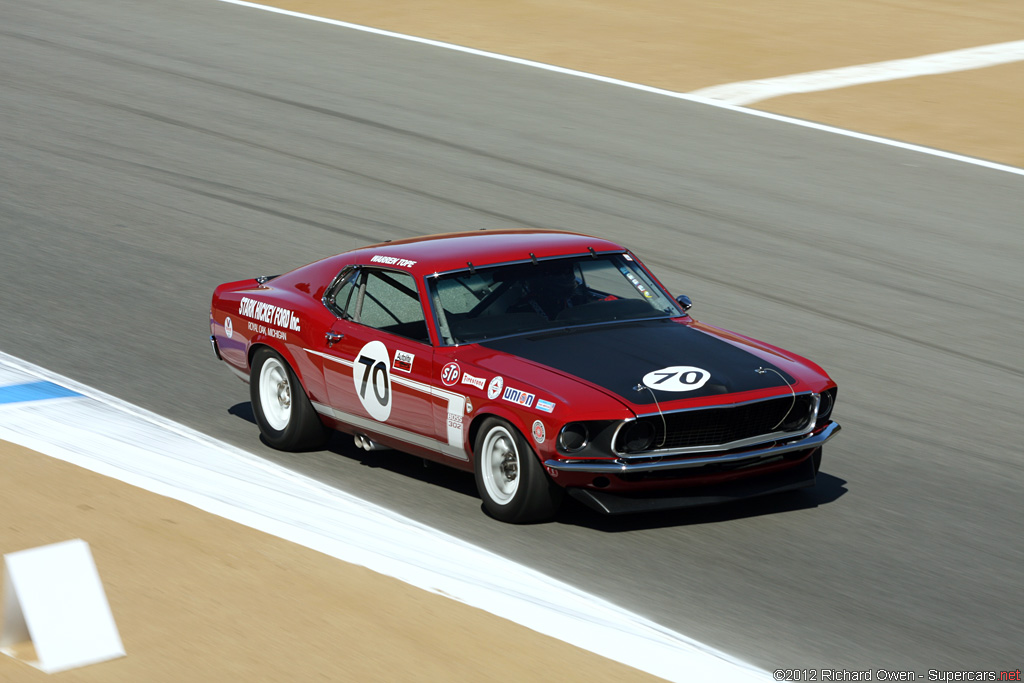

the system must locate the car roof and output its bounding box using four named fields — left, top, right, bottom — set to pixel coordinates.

left=341, top=229, right=627, bottom=277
